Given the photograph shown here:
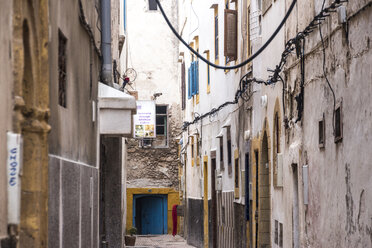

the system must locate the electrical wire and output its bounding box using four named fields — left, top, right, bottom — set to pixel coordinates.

left=319, top=0, right=337, bottom=135
left=155, top=0, right=298, bottom=70
left=180, top=0, right=347, bottom=130
left=78, top=0, right=102, bottom=58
